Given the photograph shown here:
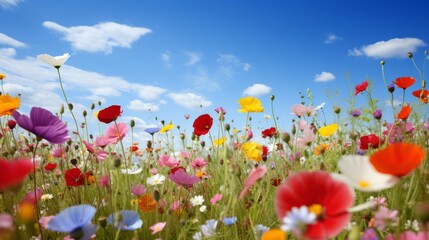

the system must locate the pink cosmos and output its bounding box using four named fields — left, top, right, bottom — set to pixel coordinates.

left=383, top=122, right=414, bottom=143
left=105, top=122, right=128, bottom=144
left=373, top=206, right=399, bottom=231
left=39, top=215, right=55, bottom=229
left=239, top=165, right=267, bottom=199
left=131, top=184, right=146, bottom=197
left=210, top=194, right=222, bottom=205
left=298, top=119, right=310, bottom=131
left=96, top=149, right=108, bottom=162
left=171, top=200, right=181, bottom=211
left=50, top=146, right=66, bottom=158
left=386, top=231, right=427, bottom=240
left=82, top=140, right=95, bottom=153
left=0, top=214, right=13, bottom=230
left=295, top=128, right=316, bottom=149
left=291, top=104, right=316, bottom=117
left=150, top=222, right=166, bottom=234
left=159, top=154, right=179, bottom=168
left=169, top=168, right=200, bottom=189
left=95, top=135, right=110, bottom=148
left=180, top=151, right=191, bottom=159
left=99, top=175, right=110, bottom=188
left=191, top=157, right=207, bottom=170
left=150, top=168, right=158, bottom=174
